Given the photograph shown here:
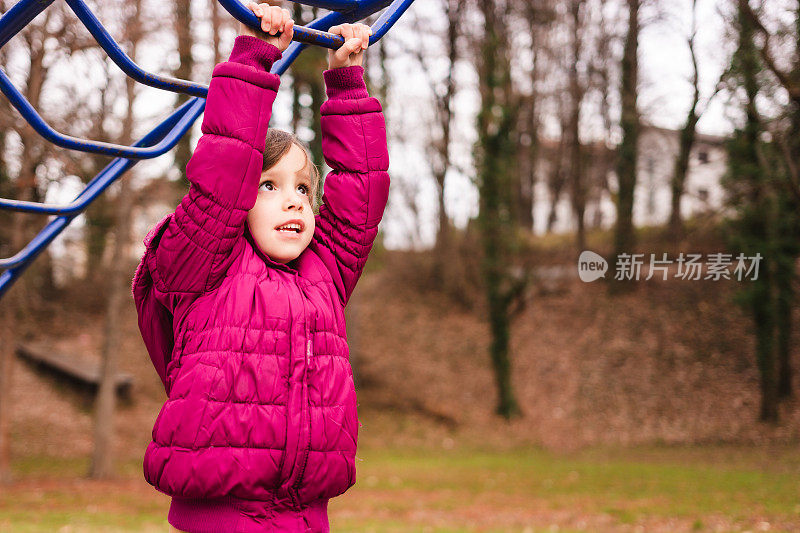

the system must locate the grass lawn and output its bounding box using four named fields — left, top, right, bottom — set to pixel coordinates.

left=1, top=444, right=798, bottom=532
